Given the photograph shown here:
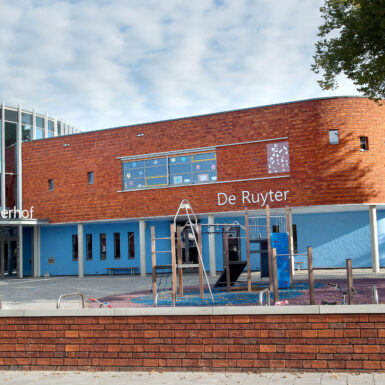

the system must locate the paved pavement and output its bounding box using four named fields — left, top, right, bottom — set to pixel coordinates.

left=1, top=371, right=385, bottom=384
